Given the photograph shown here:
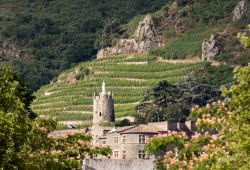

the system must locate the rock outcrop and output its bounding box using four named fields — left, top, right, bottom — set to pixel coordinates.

left=97, top=15, right=162, bottom=59
left=0, top=39, right=21, bottom=61
left=232, top=0, right=248, bottom=21
left=202, top=34, right=220, bottom=62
